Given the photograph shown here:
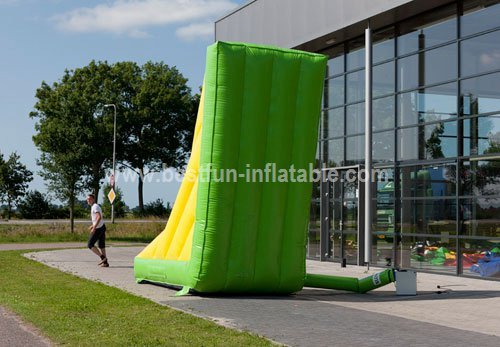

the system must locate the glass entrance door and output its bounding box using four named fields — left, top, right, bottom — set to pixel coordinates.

left=325, top=167, right=363, bottom=264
